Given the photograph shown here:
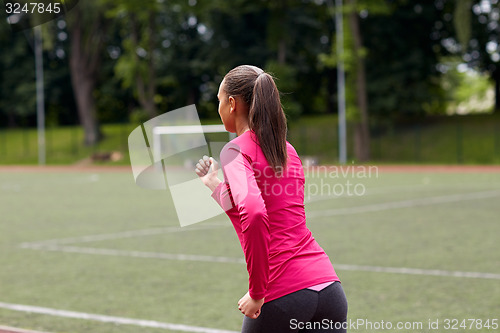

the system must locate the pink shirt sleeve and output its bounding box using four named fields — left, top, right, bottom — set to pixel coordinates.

left=211, top=145, right=270, bottom=300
